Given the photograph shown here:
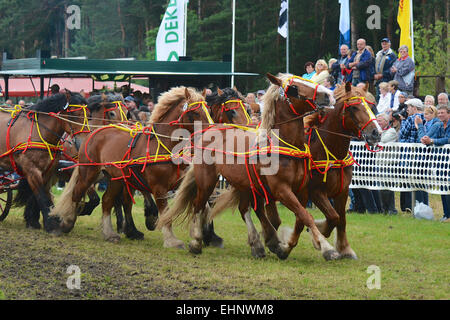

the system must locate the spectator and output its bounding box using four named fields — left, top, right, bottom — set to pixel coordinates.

left=147, top=101, right=155, bottom=113
left=399, top=98, right=428, bottom=210
left=390, top=111, right=403, bottom=134
left=346, top=38, right=372, bottom=86
left=421, top=105, right=450, bottom=147
left=302, top=61, right=316, bottom=80
left=373, top=38, right=397, bottom=99
left=246, top=92, right=260, bottom=116
left=18, top=100, right=26, bottom=107
left=421, top=105, right=450, bottom=222
left=124, top=96, right=140, bottom=120
left=377, top=113, right=398, bottom=214
left=390, top=45, right=415, bottom=96
left=424, top=95, right=435, bottom=106
left=387, top=80, right=402, bottom=112
left=50, top=84, right=60, bottom=95
left=416, top=106, right=442, bottom=141
left=331, top=44, right=350, bottom=85
left=256, top=90, right=265, bottom=113
left=310, top=59, right=330, bottom=85
left=5, top=99, right=13, bottom=107
left=437, top=92, right=449, bottom=107
left=376, top=82, right=391, bottom=114
left=323, top=75, right=336, bottom=91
